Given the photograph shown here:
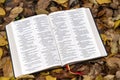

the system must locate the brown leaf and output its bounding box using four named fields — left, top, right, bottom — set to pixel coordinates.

left=106, top=57, right=120, bottom=69
left=35, top=9, right=49, bottom=15
left=104, top=75, right=115, bottom=80
left=97, top=9, right=105, bottom=17
left=116, top=71, right=120, bottom=79
left=16, top=74, right=35, bottom=79
left=83, top=75, right=92, bottom=80
left=23, top=8, right=35, bottom=17
left=36, top=0, right=50, bottom=9
left=110, top=41, right=118, bottom=55
left=3, top=57, right=13, bottom=77
left=9, top=6, right=23, bottom=19
left=50, top=7, right=59, bottom=12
